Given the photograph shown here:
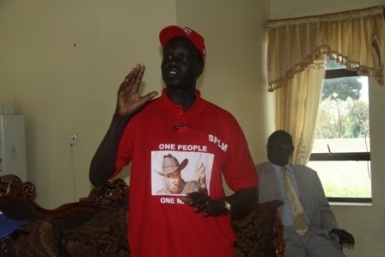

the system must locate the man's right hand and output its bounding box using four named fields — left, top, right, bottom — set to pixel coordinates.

left=89, top=64, right=158, bottom=187
left=115, top=64, right=158, bottom=117
left=331, top=228, right=355, bottom=248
